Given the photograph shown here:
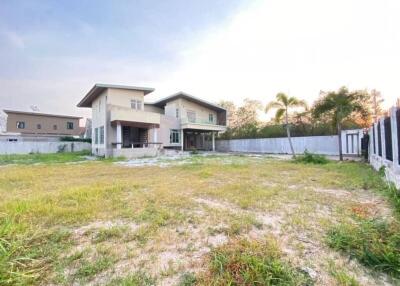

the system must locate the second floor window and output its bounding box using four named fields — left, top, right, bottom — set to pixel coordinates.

left=209, top=113, right=214, bottom=123
left=16, top=121, right=25, bottom=129
left=53, top=124, right=58, bottom=130
left=131, top=99, right=142, bottom=110
left=37, top=124, right=42, bottom=129
left=176, top=108, right=180, bottom=118
left=67, top=122, right=74, bottom=129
